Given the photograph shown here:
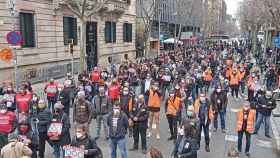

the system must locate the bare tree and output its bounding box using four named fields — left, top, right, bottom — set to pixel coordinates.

left=136, top=0, right=156, bottom=57
left=263, top=0, right=280, bottom=30
left=55, top=0, right=109, bottom=72
left=237, top=0, right=268, bottom=53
